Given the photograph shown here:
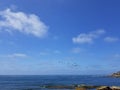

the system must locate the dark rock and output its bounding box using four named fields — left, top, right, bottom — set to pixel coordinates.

left=111, top=71, right=120, bottom=78
left=111, top=86, right=120, bottom=90
left=97, top=86, right=112, bottom=90
left=77, top=84, right=100, bottom=89
left=44, top=85, right=75, bottom=89
left=43, top=84, right=120, bottom=90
